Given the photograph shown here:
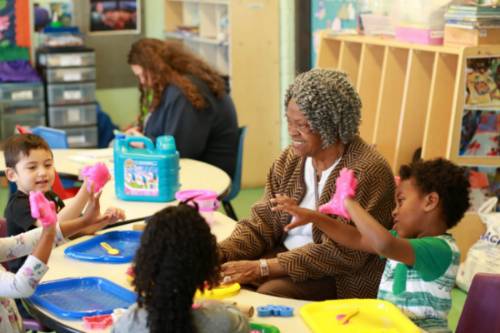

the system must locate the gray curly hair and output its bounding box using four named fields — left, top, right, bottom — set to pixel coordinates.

left=284, top=69, right=362, bottom=147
